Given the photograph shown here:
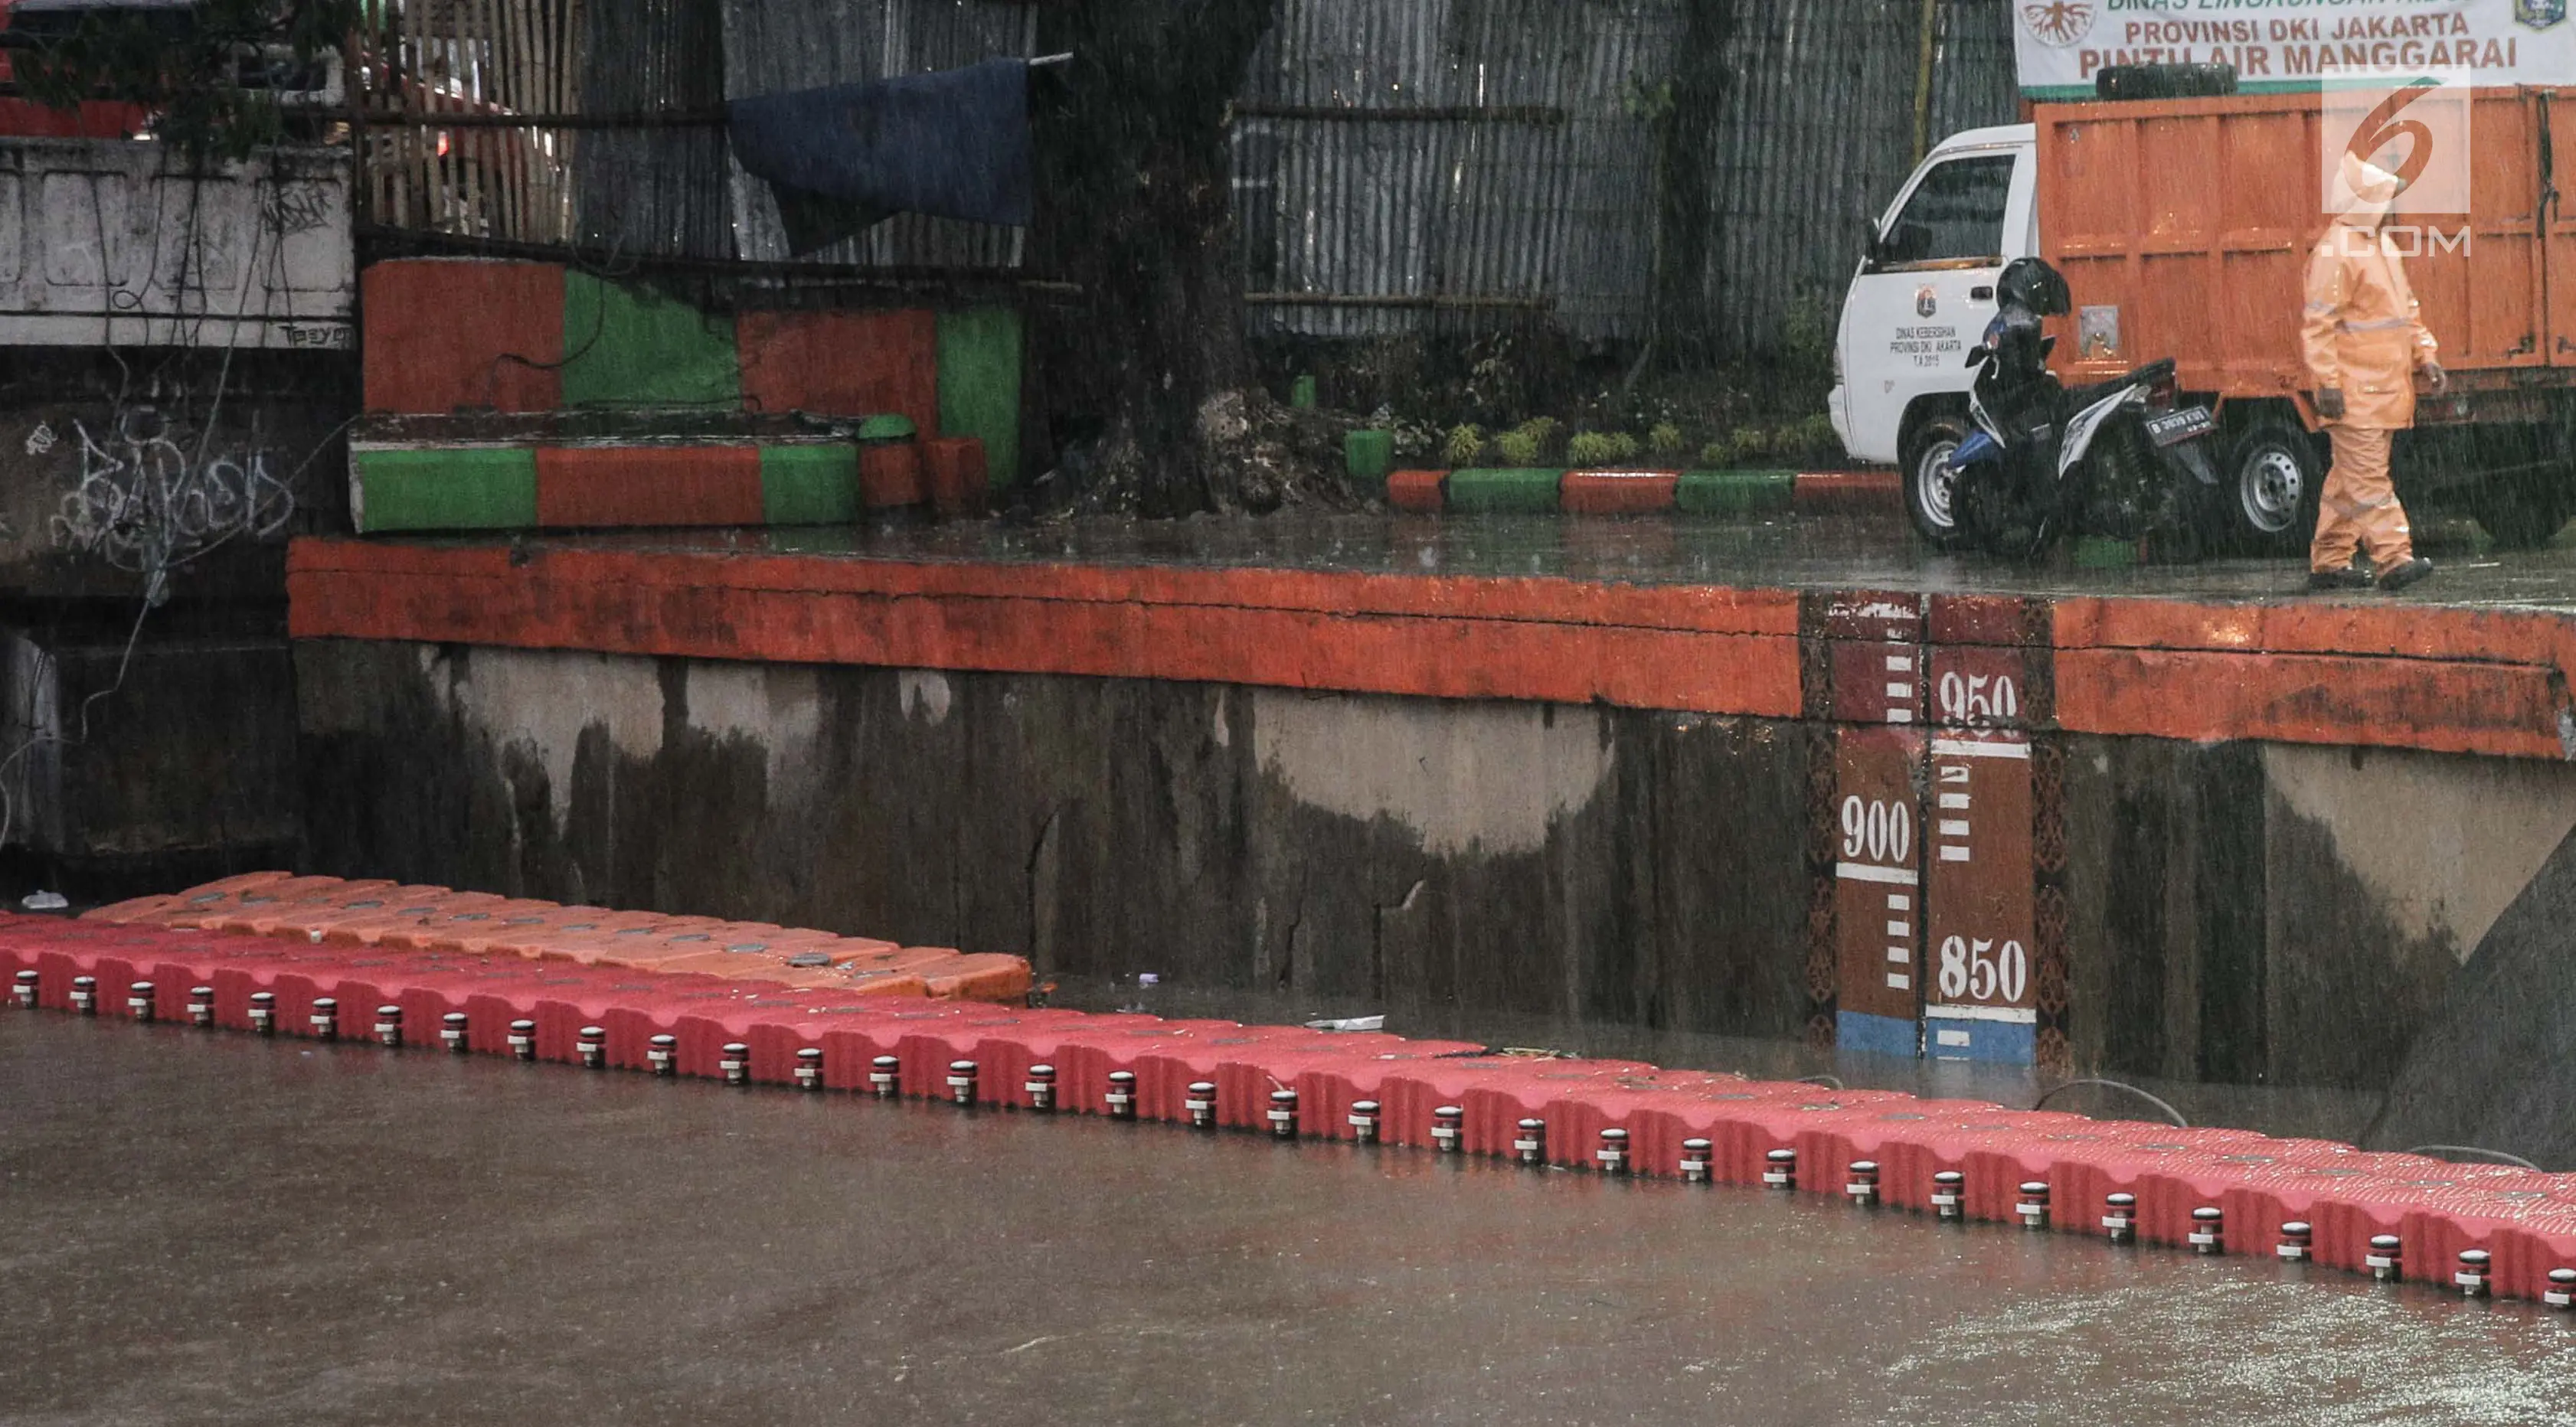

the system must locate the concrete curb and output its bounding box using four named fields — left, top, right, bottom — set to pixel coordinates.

left=1378, top=469, right=1896, bottom=515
